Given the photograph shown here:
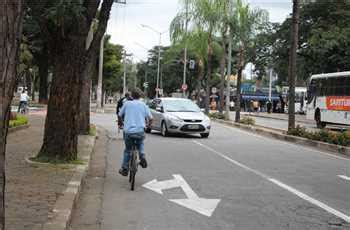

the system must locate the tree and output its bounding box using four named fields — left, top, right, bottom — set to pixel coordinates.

left=0, top=1, right=24, bottom=228
left=23, top=6, right=50, bottom=103
left=102, top=36, right=123, bottom=94
left=265, top=0, right=350, bottom=86
left=27, top=0, right=115, bottom=161
left=288, top=0, right=300, bottom=131
left=232, top=0, right=268, bottom=122
left=171, top=0, right=227, bottom=111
